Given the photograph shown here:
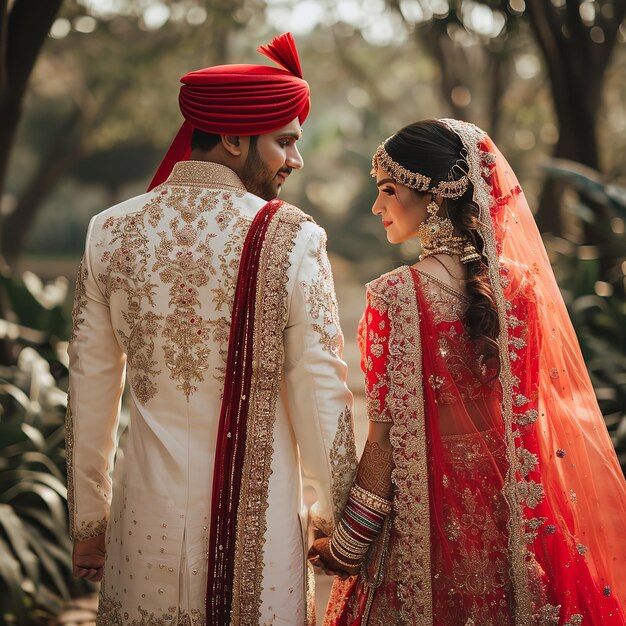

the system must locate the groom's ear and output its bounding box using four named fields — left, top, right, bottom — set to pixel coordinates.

left=222, top=135, right=243, bottom=156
